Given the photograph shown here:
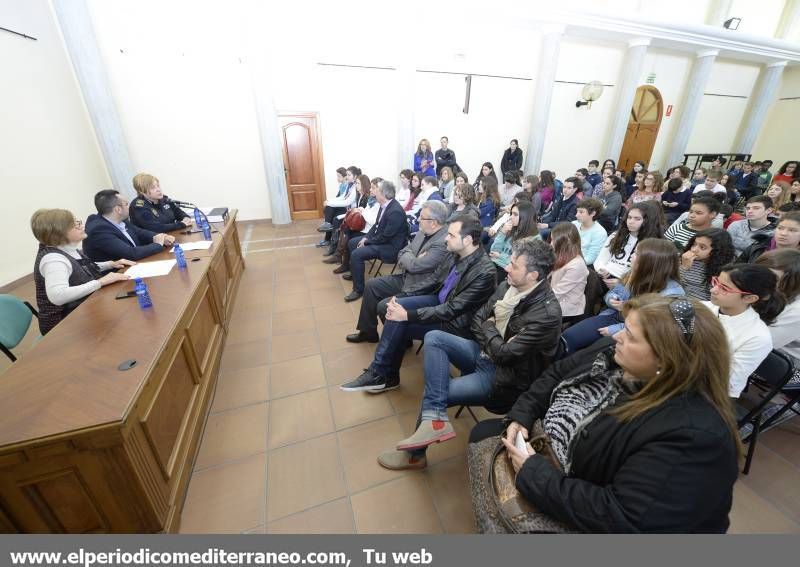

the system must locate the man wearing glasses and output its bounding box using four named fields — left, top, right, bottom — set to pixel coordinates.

left=84, top=189, right=176, bottom=262
left=346, top=200, right=451, bottom=344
